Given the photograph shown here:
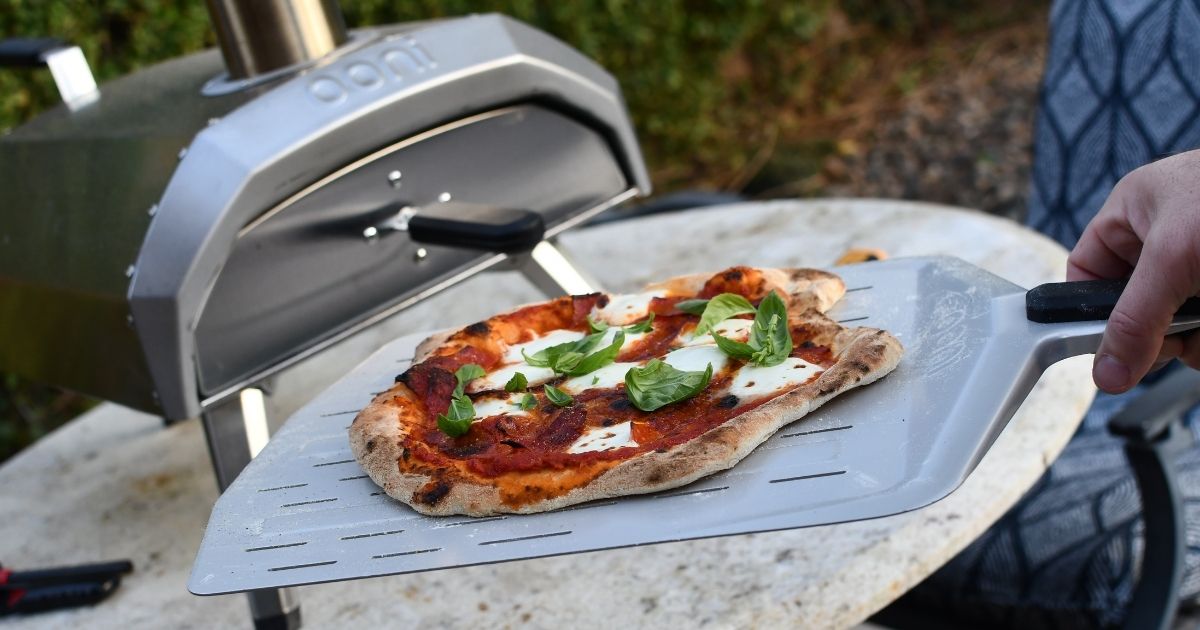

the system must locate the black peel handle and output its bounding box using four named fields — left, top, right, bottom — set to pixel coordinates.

left=408, top=202, right=545, bottom=254
left=1026, top=279, right=1200, bottom=323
